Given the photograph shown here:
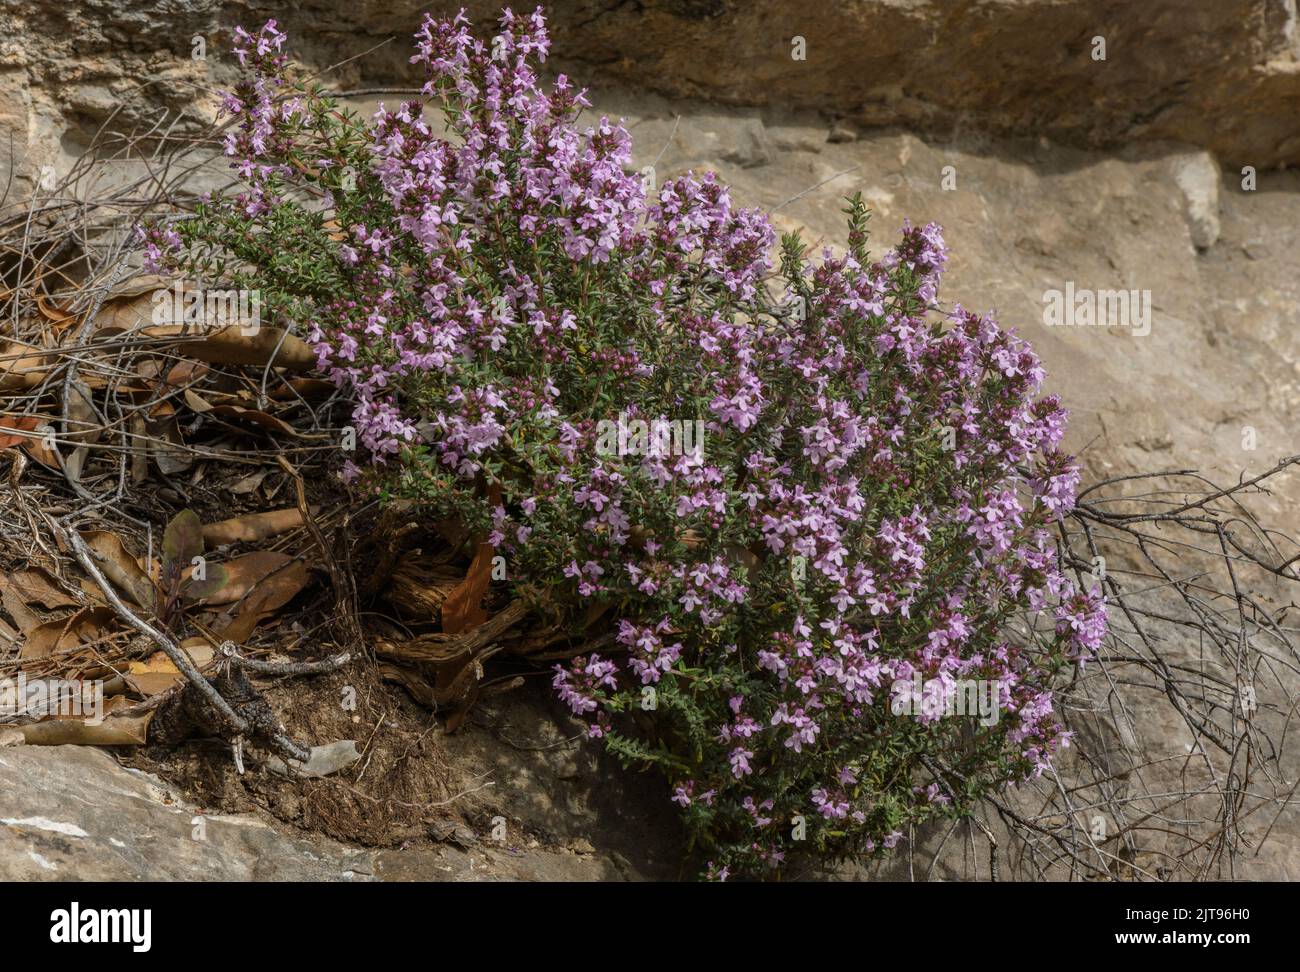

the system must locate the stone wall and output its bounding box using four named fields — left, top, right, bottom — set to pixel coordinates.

left=3, top=0, right=1300, bottom=194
